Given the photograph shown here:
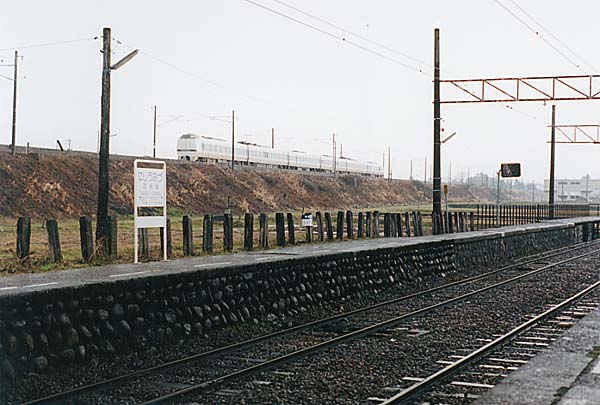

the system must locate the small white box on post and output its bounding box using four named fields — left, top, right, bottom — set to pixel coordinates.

left=134, top=159, right=167, bottom=263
